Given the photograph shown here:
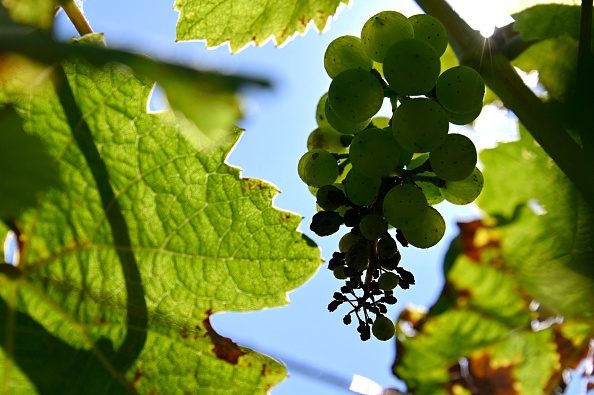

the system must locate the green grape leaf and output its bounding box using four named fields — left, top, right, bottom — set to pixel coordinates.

left=0, top=106, right=60, bottom=221
left=0, top=35, right=320, bottom=393
left=1, top=0, right=57, bottom=29
left=0, top=29, right=269, bottom=144
left=478, top=127, right=594, bottom=318
left=174, top=0, right=347, bottom=52
left=512, top=4, right=582, bottom=41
